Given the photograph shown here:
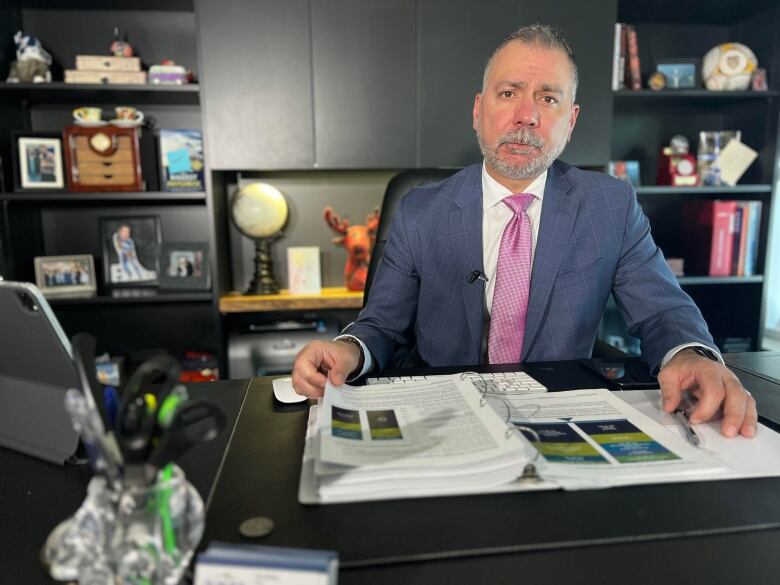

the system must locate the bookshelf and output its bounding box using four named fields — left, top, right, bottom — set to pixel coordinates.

left=605, top=1, right=778, bottom=354
left=0, top=0, right=220, bottom=363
